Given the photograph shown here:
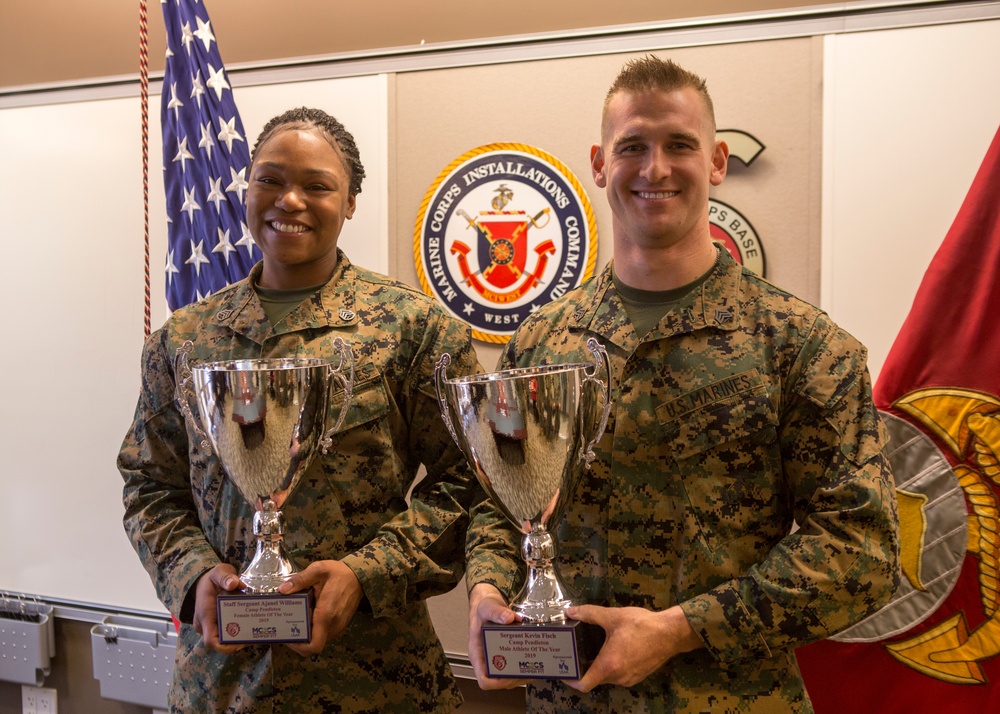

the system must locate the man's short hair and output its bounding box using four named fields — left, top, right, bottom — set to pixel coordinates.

left=603, top=55, right=716, bottom=133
